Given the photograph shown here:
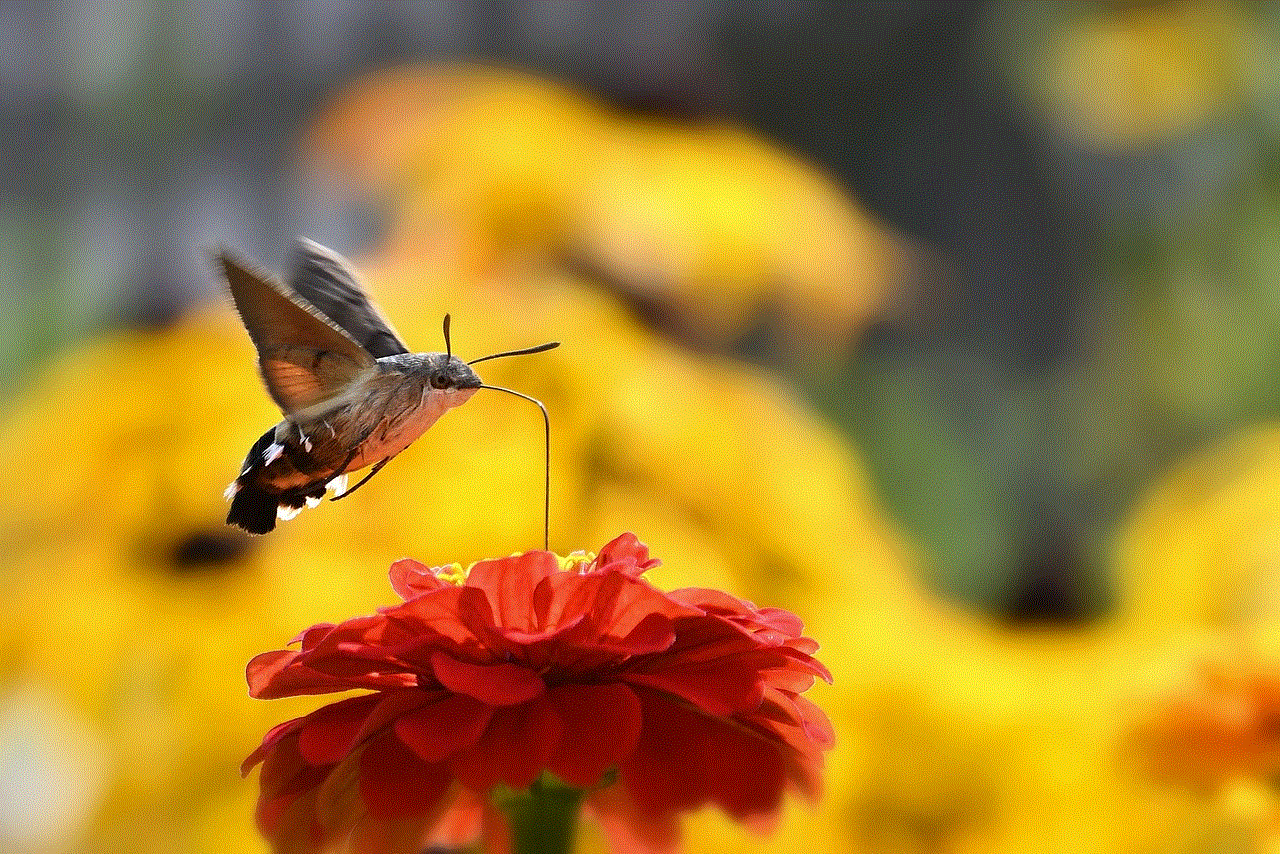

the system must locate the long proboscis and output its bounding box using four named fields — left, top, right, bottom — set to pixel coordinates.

left=479, top=384, right=552, bottom=551
left=468, top=341, right=560, bottom=365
